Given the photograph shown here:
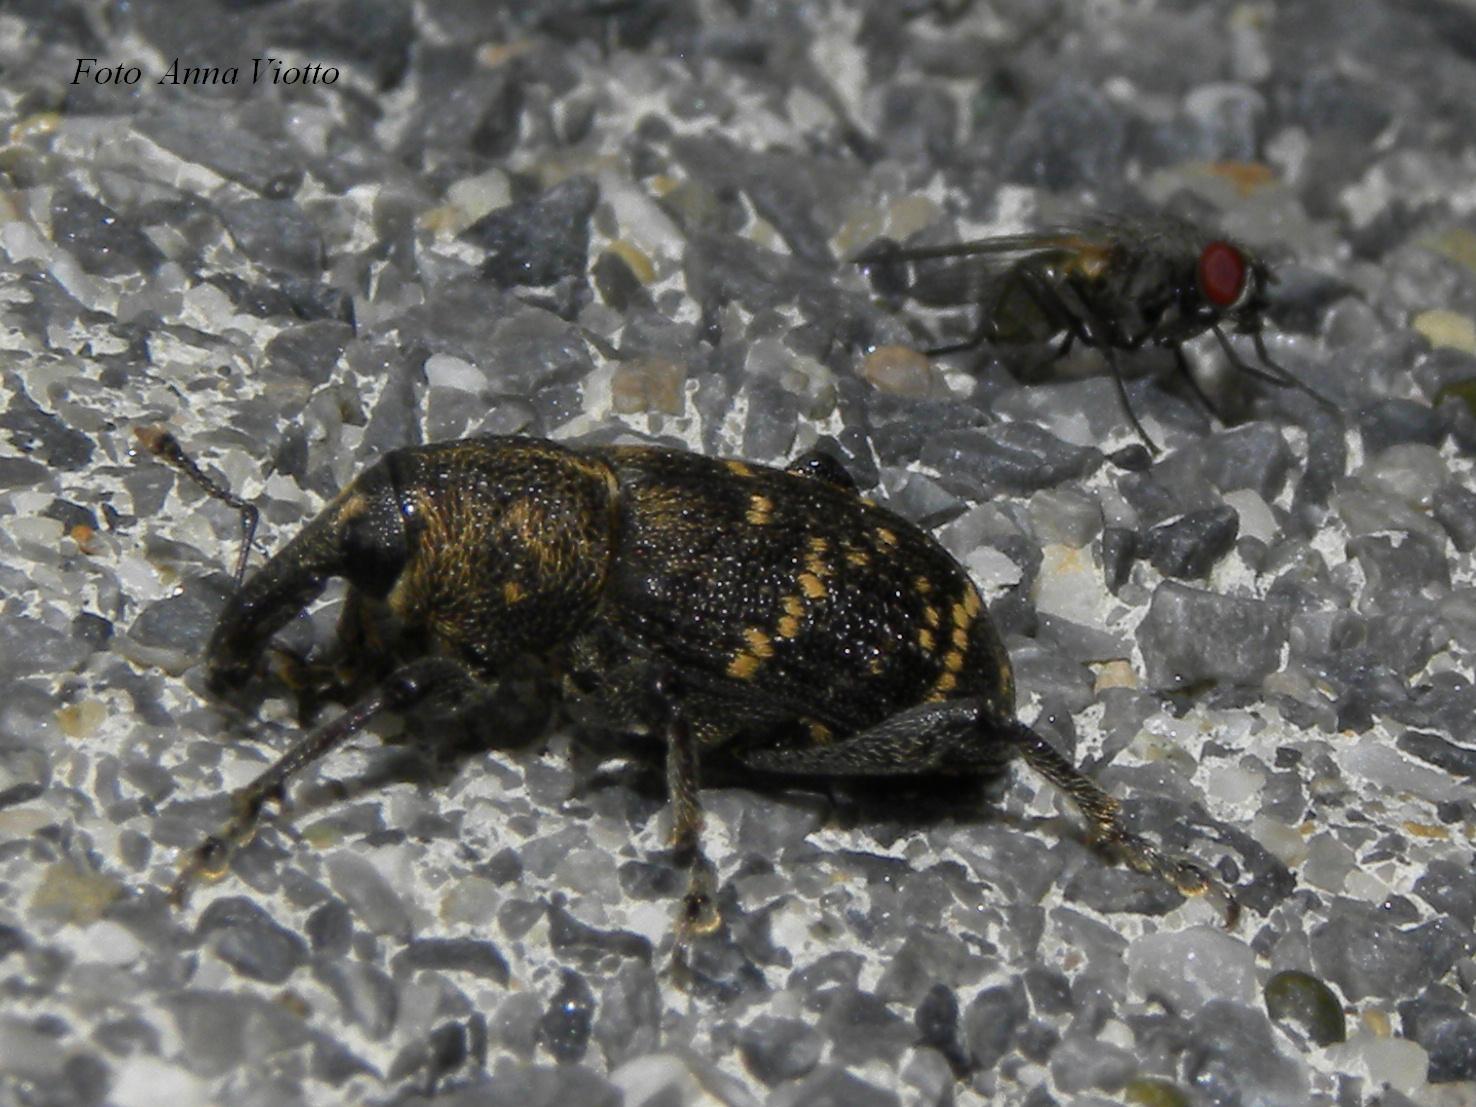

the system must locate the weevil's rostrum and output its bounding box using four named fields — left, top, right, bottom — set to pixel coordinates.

left=153, top=432, right=1233, bottom=935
